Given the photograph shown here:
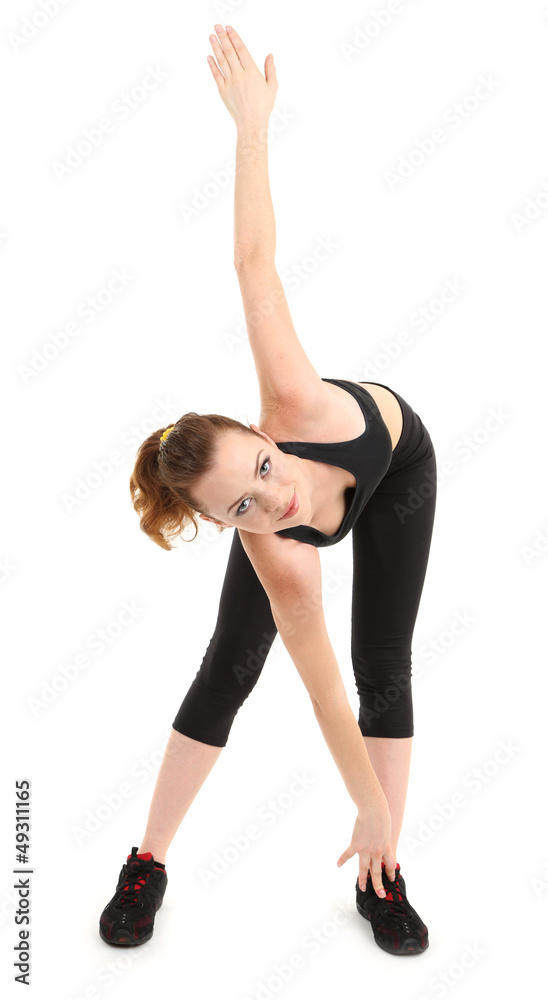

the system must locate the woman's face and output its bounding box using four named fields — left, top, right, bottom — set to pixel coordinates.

left=196, top=426, right=309, bottom=534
